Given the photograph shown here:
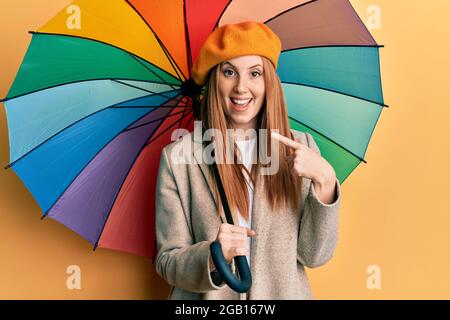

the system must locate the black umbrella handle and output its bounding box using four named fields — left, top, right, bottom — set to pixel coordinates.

left=210, top=241, right=252, bottom=293
left=204, top=127, right=252, bottom=293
